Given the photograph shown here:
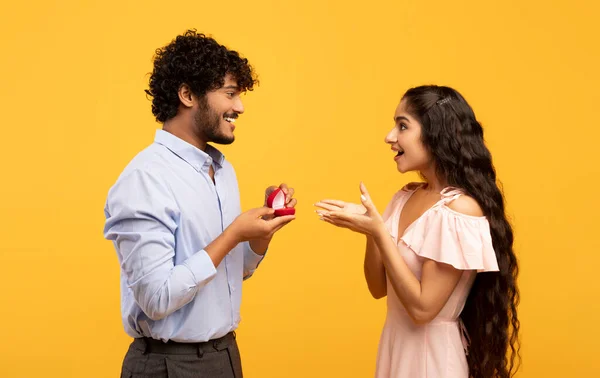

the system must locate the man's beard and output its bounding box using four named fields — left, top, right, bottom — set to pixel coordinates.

left=195, top=96, right=235, bottom=145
